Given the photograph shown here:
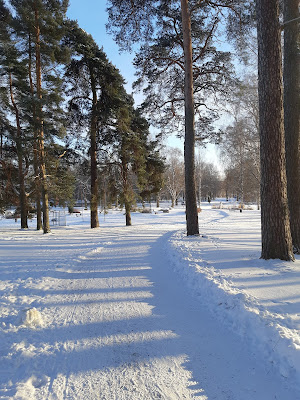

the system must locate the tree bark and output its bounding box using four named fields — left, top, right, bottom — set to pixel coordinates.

left=28, top=32, right=42, bottom=230
left=121, top=158, right=132, bottom=226
left=180, top=0, right=199, bottom=236
left=90, top=69, right=100, bottom=229
left=284, top=0, right=300, bottom=253
left=33, top=139, right=42, bottom=230
left=35, top=7, right=50, bottom=234
left=90, top=117, right=100, bottom=228
left=9, top=72, right=28, bottom=229
left=125, top=201, right=132, bottom=226
left=171, top=194, right=175, bottom=208
left=256, top=0, right=294, bottom=260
